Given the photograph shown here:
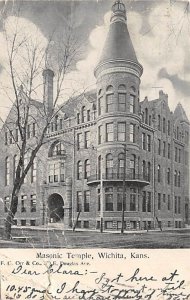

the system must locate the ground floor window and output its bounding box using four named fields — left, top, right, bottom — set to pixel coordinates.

left=83, top=221, right=89, bottom=228
left=105, top=221, right=113, bottom=229
left=76, top=221, right=81, bottom=228
left=21, top=220, right=26, bottom=226
left=105, top=188, right=113, bottom=211
left=30, top=220, right=36, bottom=226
